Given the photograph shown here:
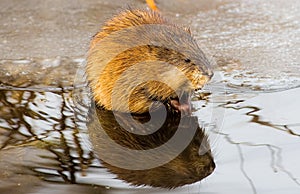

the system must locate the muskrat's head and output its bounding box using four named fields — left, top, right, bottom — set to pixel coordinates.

left=143, top=44, right=214, bottom=115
